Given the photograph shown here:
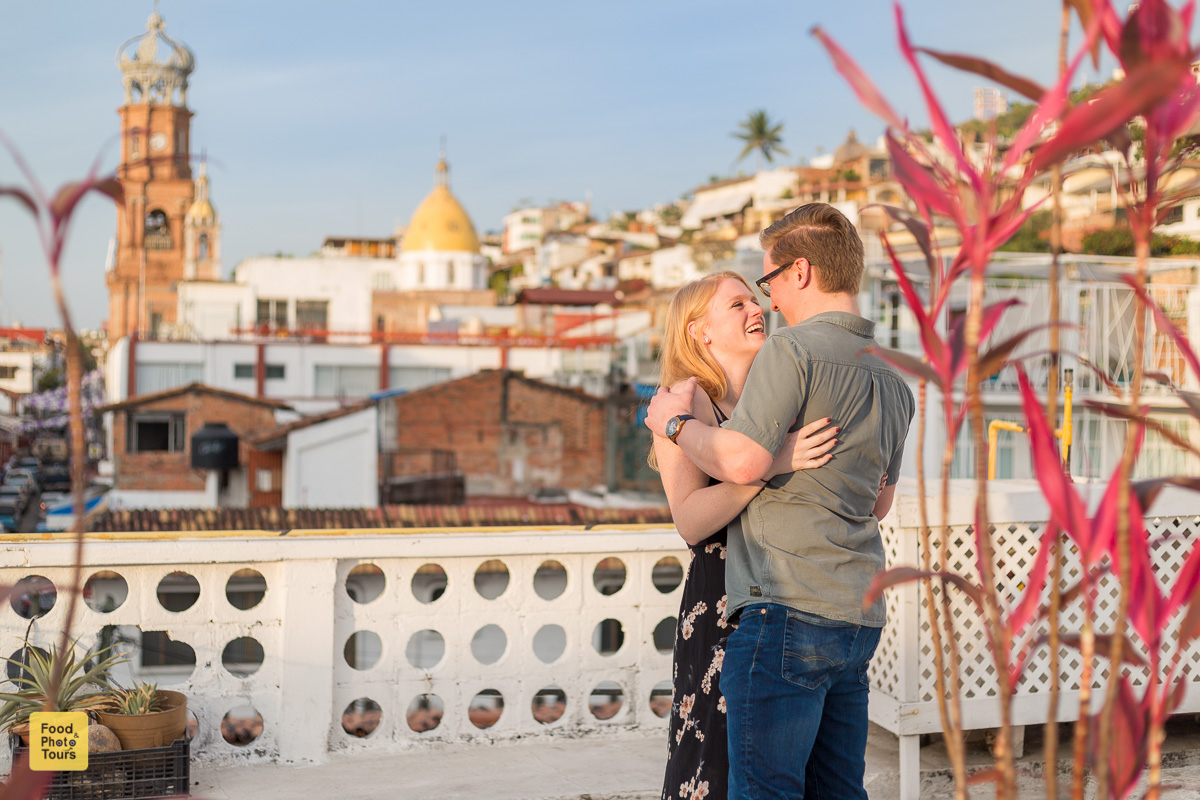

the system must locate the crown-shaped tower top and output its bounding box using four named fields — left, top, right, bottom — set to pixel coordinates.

left=116, top=11, right=195, bottom=106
